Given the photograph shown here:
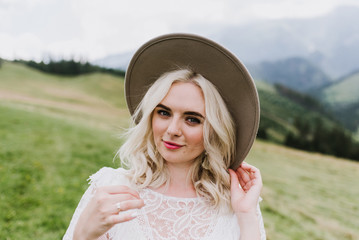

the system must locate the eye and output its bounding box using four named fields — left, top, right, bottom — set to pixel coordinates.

left=157, top=109, right=171, bottom=117
left=186, top=117, right=201, bottom=125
